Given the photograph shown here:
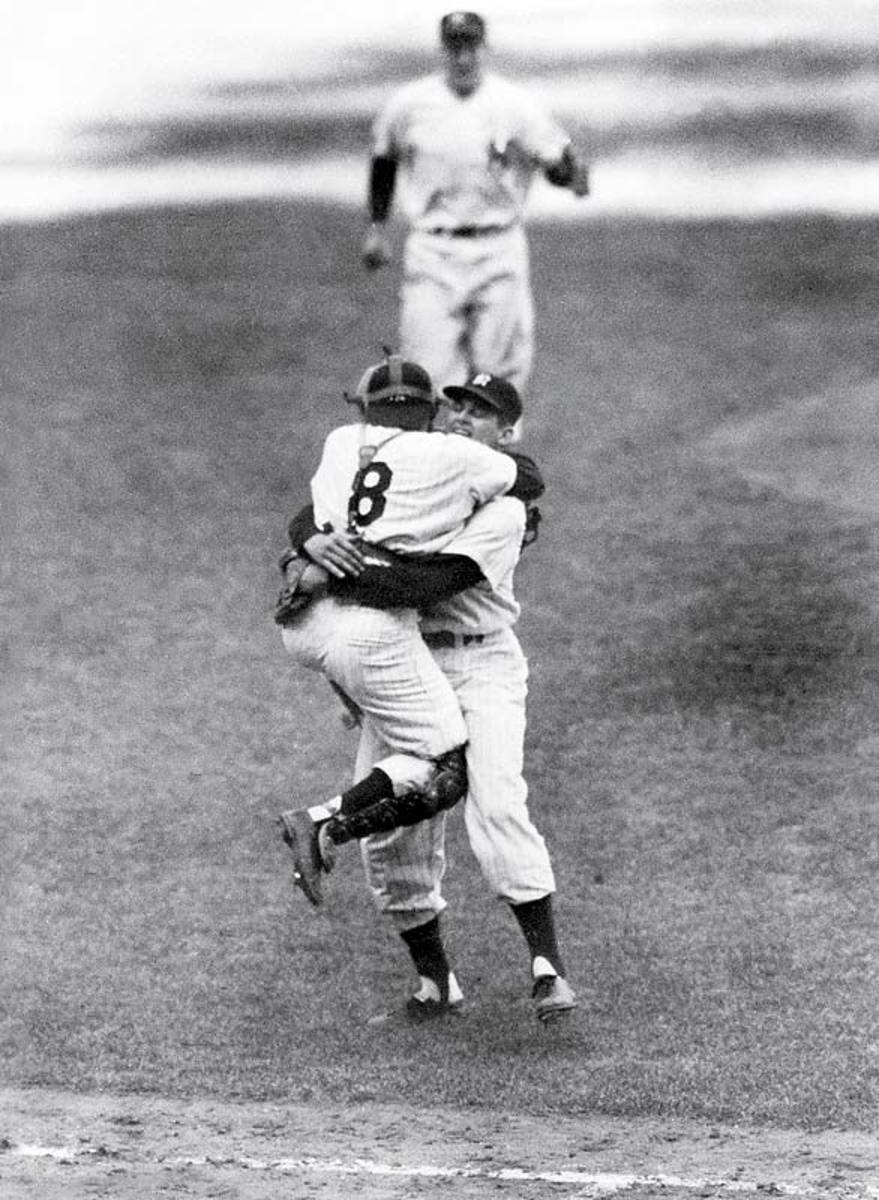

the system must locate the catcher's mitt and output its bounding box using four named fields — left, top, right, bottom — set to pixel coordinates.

left=523, top=502, right=542, bottom=548
left=273, top=553, right=312, bottom=626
